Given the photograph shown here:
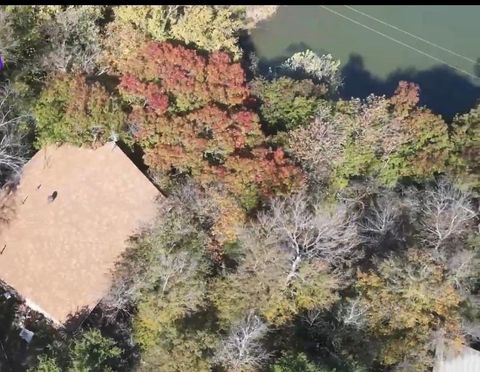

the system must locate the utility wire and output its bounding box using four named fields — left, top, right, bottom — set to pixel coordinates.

left=345, top=5, right=478, bottom=64
left=320, top=6, right=479, bottom=81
